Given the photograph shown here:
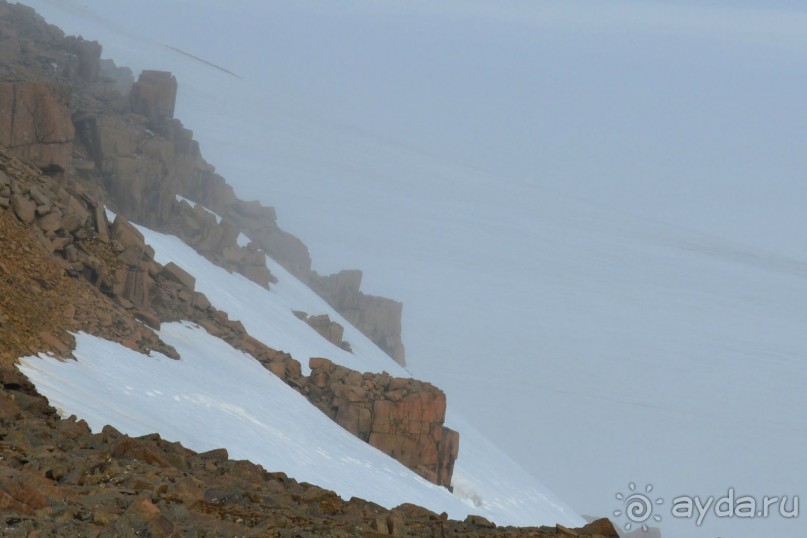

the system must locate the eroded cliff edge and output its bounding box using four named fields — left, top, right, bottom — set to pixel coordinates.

left=0, top=0, right=446, bottom=486
left=0, top=0, right=406, bottom=366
